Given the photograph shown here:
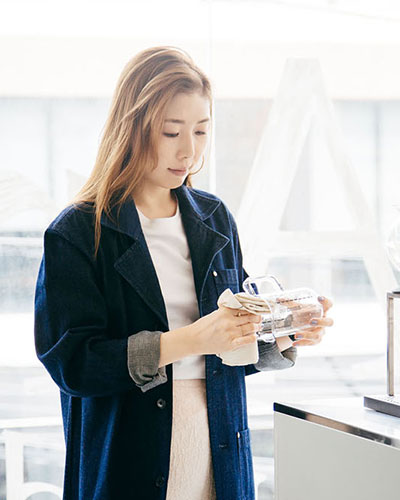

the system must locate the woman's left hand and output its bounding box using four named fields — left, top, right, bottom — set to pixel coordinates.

left=292, top=296, right=334, bottom=347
